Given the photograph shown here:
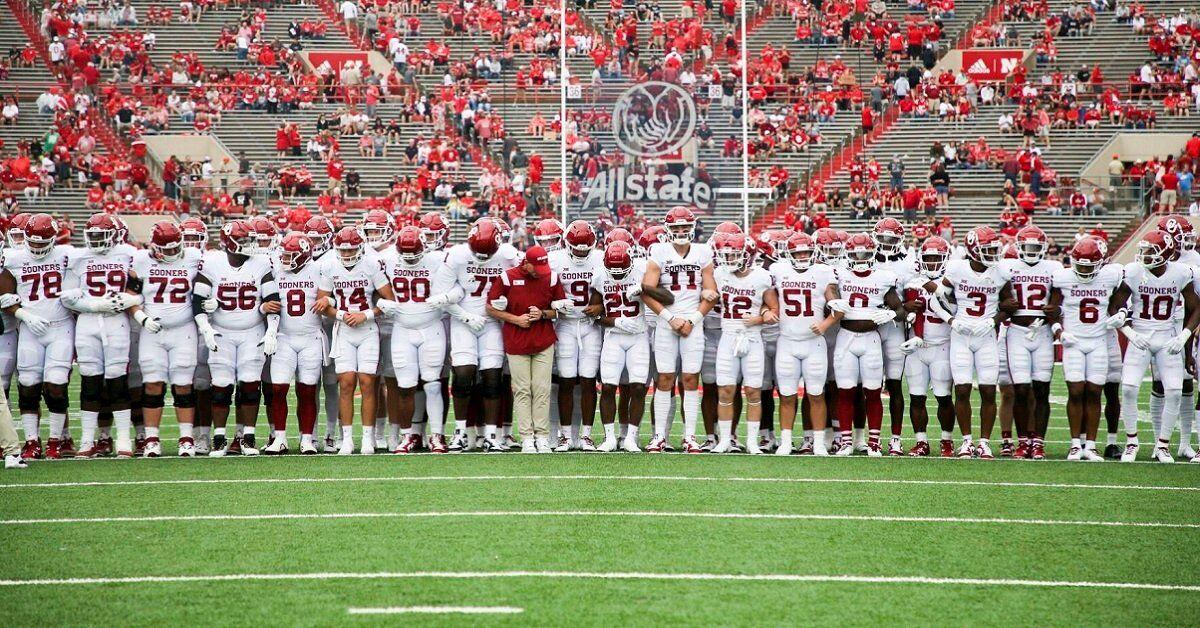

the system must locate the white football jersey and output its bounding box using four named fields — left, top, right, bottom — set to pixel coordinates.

left=386, top=249, right=454, bottom=329
left=436, top=242, right=520, bottom=316
left=131, top=248, right=202, bottom=329
left=714, top=266, right=774, bottom=332
left=3, top=246, right=72, bottom=322
left=274, top=257, right=323, bottom=336
left=1121, top=261, right=1193, bottom=333
left=877, top=249, right=917, bottom=286
left=1052, top=263, right=1123, bottom=339
left=648, top=241, right=714, bottom=315
left=1174, top=249, right=1200, bottom=321
left=771, top=262, right=838, bottom=339
left=943, top=259, right=1012, bottom=322
left=374, top=247, right=399, bottom=333
left=1002, top=258, right=1063, bottom=317
left=838, top=268, right=899, bottom=319
left=0, top=248, right=14, bottom=333
left=200, top=251, right=276, bottom=330
left=905, top=275, right=950, bottom=344
left=550, top=248, right=603, bottom=321
left=591, top=263, right=646, bottom=333
left=318, top=248, right=390, bottom=313
left=66, top=244, right=136, bottom=316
